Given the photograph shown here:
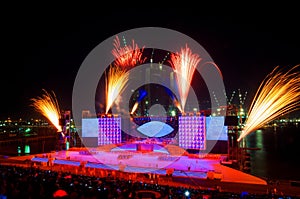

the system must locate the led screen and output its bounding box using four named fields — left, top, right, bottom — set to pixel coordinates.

left=82, top=118, right=99, bottom=137
left=178, top=115, right=206, bottom=150
left=98, top=116, right=122, bottom=145
left=206, top=116, right=228, bottom=141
